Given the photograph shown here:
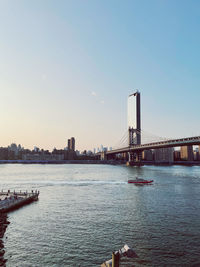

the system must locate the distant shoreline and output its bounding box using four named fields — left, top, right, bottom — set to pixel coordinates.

left=0, top=160, right=118, bottom=165
left=0, top=160, right=200, bottom=166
